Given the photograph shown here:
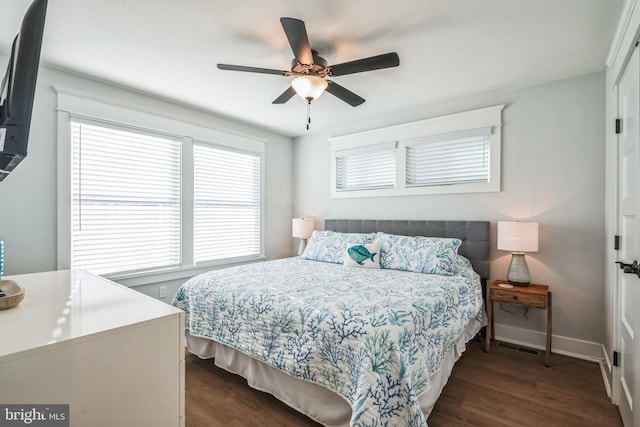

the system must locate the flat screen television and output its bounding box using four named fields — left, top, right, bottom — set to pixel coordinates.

left=0, top=0, right=47, bottom=182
